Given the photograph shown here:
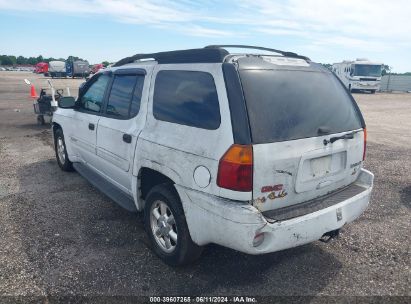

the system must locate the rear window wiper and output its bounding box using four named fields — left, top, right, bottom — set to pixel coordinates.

left=323, top=132, right=354, bottom=146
